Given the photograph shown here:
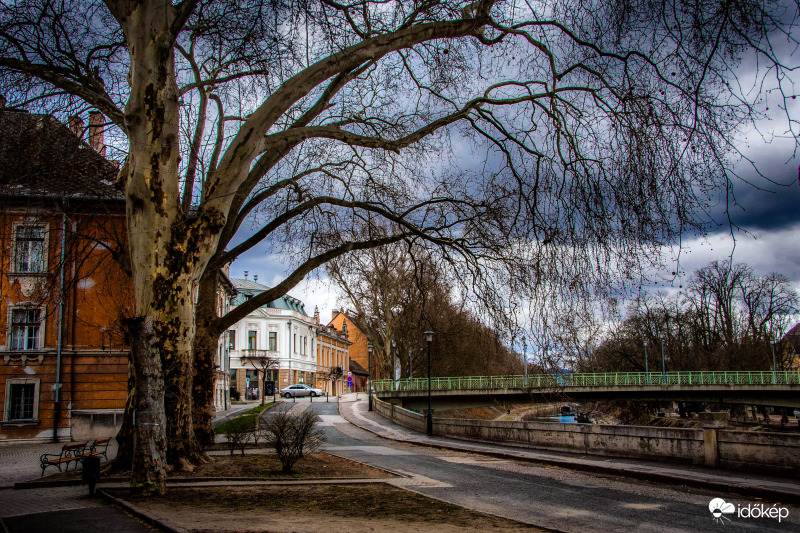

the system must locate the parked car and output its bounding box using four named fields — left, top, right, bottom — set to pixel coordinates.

left=280, top=384, right=324, bottom=398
